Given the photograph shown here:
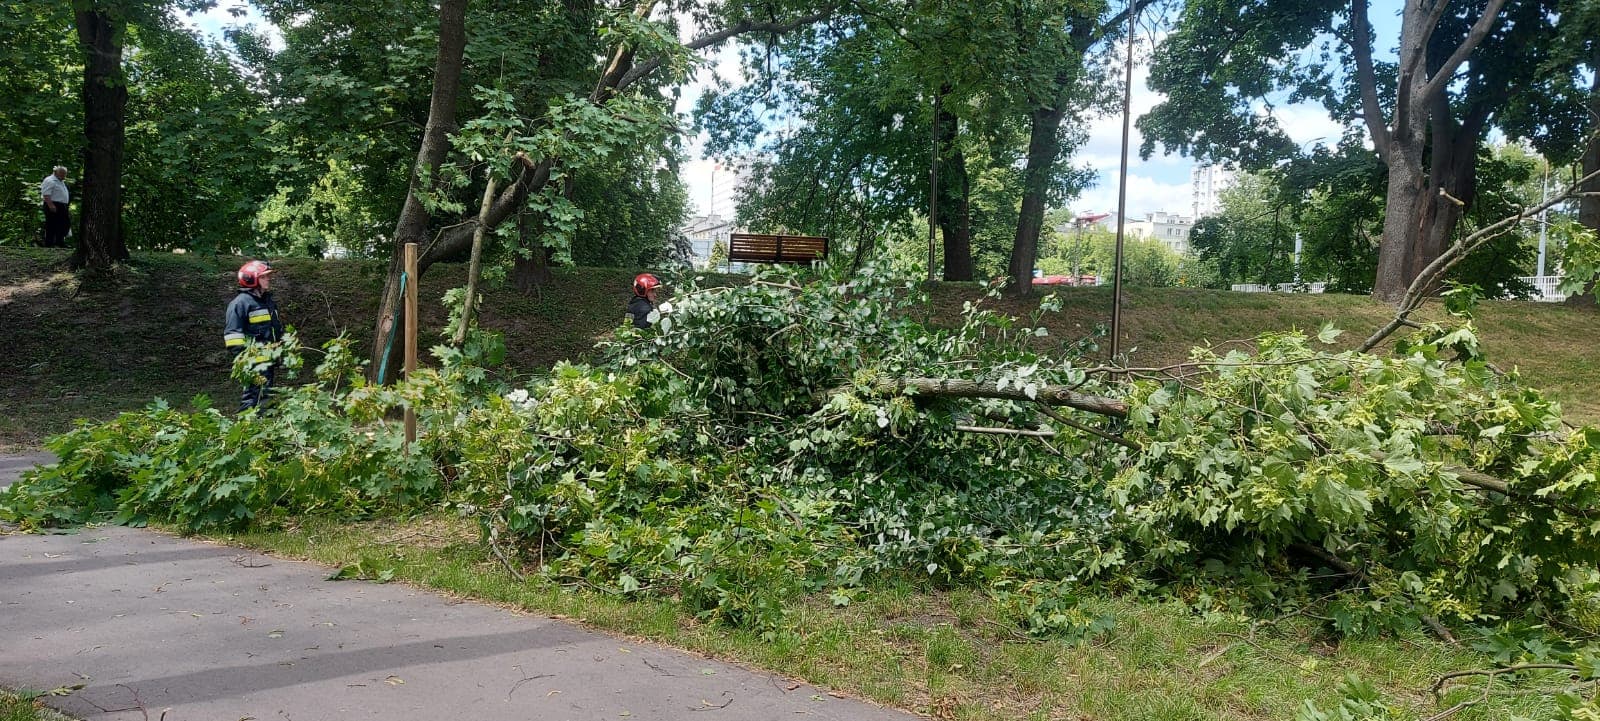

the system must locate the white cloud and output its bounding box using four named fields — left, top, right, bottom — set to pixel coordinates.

left=1271, top=103, right=1350, bottom=148
left=1072, top=172, right=1192, bottom=219
left=178, top=1, right=284, bottom=50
